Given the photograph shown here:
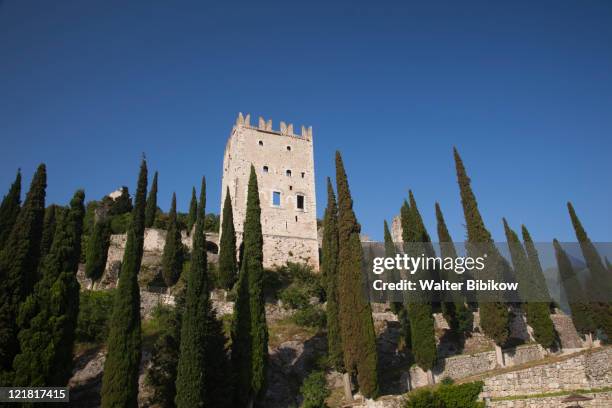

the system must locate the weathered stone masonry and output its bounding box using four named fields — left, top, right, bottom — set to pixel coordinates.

left=220, top=113, right=319, bottom=270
